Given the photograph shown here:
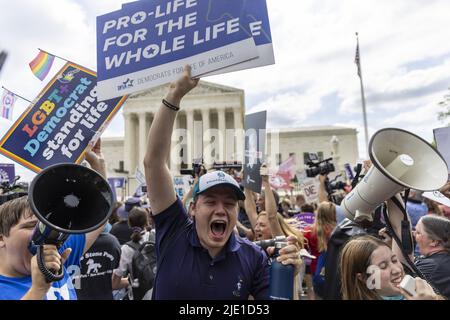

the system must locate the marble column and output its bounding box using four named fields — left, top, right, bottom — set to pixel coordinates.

left=138, top=112, right=147, bottom=170
left=234, top=108, right=244, bottom=163
left=123, top=112, right=135, bottom=172
left=217, top=108, right=226, bottom=163
left=186, top=109, right=194, bottom=165
left=201, top=109, right=211, bottom=166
